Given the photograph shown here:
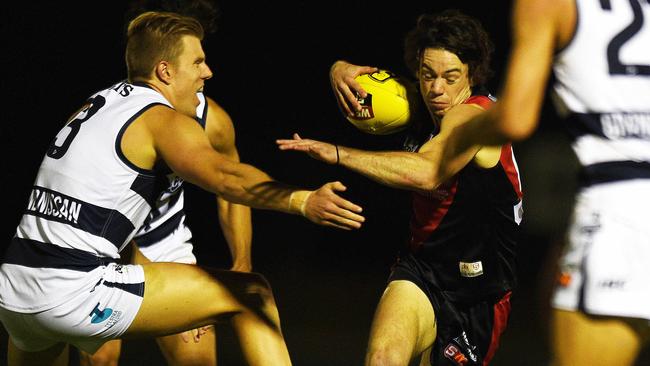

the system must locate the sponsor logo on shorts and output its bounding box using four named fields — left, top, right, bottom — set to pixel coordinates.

left=444, top=331, right=479, bottom=365
left=598, top=279, right=626, bottom=289
left=89, top=302, right=123, bottom=328
left=444, top=344, right=469, bottom=365
left=90, top=302, right=113, bottom=324
left=459, top=261, right=483, bottom=278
